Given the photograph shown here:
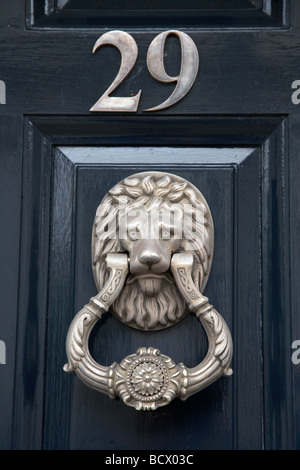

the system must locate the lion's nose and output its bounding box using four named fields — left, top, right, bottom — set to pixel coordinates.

left=138, top=251, right=162, bottom=266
